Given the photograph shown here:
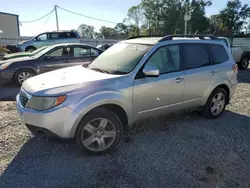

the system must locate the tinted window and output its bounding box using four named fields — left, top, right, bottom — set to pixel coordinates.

left=50, top=33, right=59, bottom=39
left=146, top=45, right=180, bottom=74
left=67, top=32, right=77, bottom=38
left=207, top=44, right=229, bottom=64
left=183, top=44, right=210, bottom=69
